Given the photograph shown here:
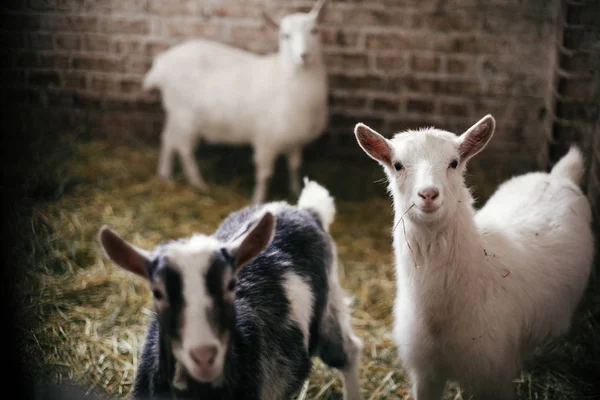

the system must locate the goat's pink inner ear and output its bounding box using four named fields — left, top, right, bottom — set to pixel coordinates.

left=233, top=212, right=275, bottom=272
left=98, top=226, right=150, bottom=279
left=354, top=123, right=392, bottom=165
left=458, top=115, right=496, bottom=160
